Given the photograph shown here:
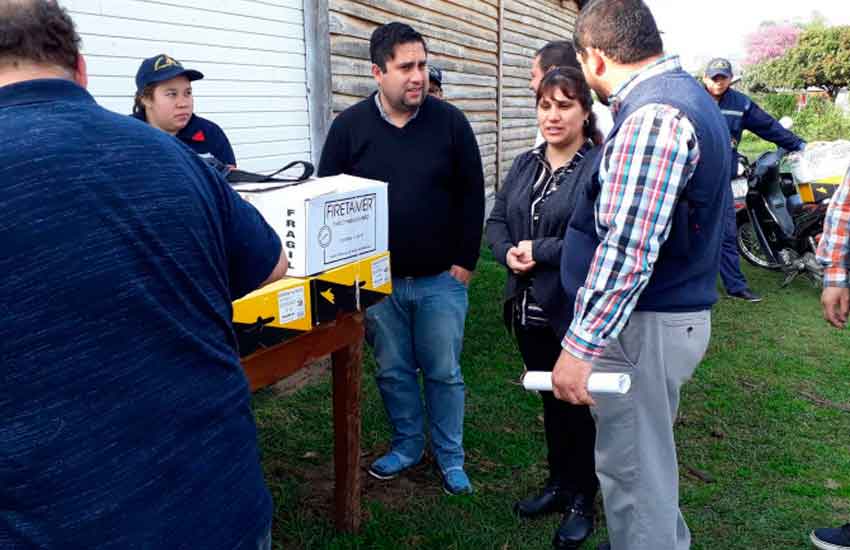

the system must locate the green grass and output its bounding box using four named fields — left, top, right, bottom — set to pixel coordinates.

left=253, top=247, right=850, bottom=549
left=738, top=135, right=776, bottom=162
